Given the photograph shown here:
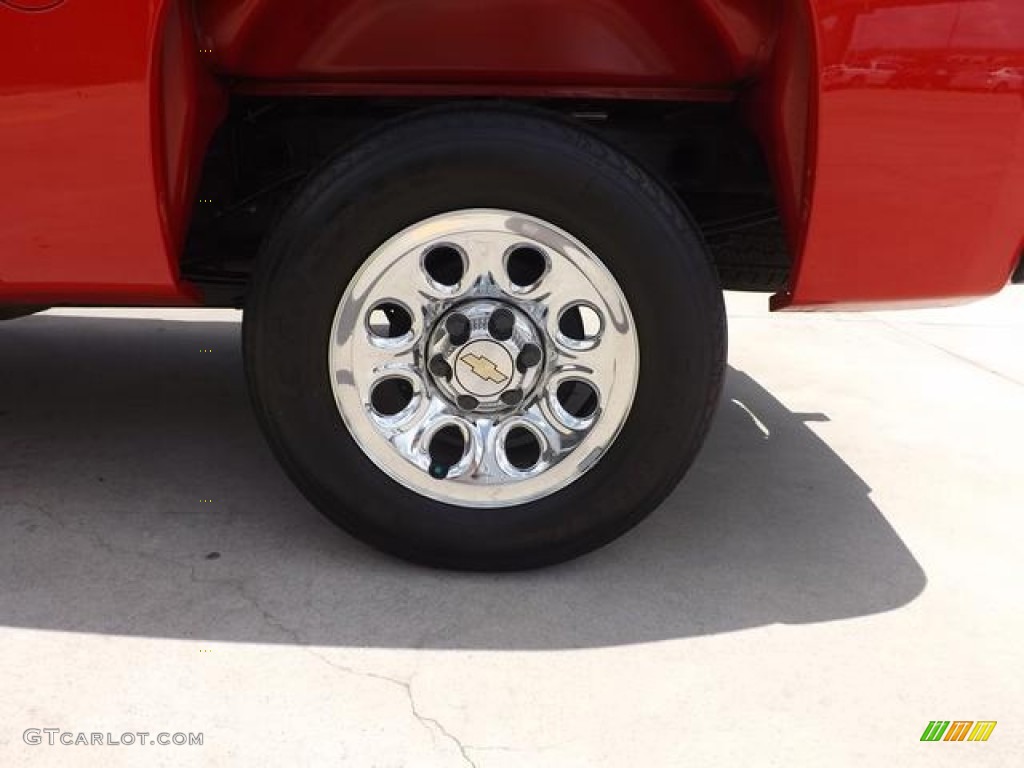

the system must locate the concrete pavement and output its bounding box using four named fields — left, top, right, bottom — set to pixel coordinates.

left=0, top=291, right=1021, bottom=766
